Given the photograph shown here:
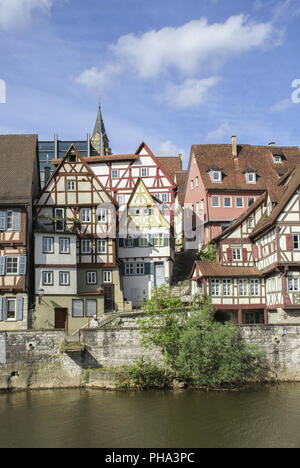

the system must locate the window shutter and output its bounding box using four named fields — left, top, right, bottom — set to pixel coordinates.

left=164, top=236, right=169, bottom=247
left=0, top=257, right=6, bottom=276
left=227, top=248, right=232, bottom=262
left=144, top=263, right=151, bottom=275
left=119, top=237, right=124, bottom=248
left=253, top=245, right=258, bottom=260
left=19, top=257, right=27, bottom=275
left=0, top=297, right=3, bottom=321
left=0, top=211, right=7, bottom=231
left=121, top=263, right=126, bottom=275
left=133, top=237, right=139, bottom=248
left=286, top=234, right=293, bottom=251
left=242, top=248, right=248, bottom=262
left=12, top=210, right=21, bottom=232
left=149, top=235, right=154, bottom=247
left=17, top=297, right=24, bottom=321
